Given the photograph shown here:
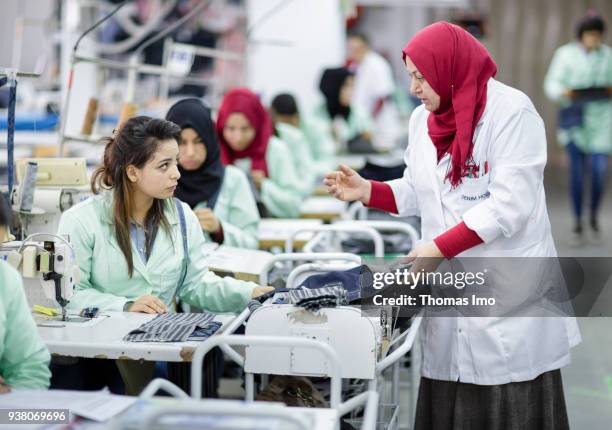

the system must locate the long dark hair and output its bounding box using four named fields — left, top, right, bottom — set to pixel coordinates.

left=91, top=116, right=181, bottom=277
